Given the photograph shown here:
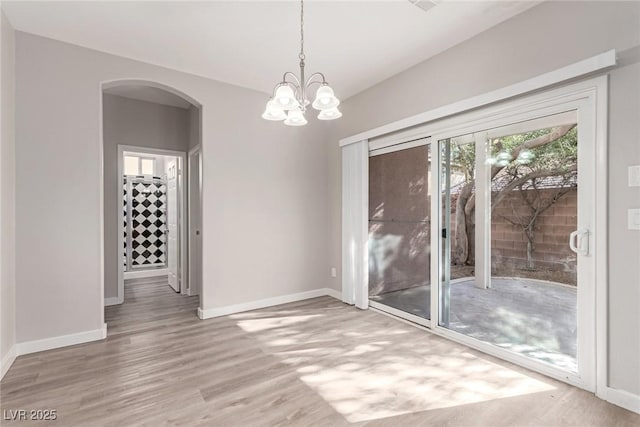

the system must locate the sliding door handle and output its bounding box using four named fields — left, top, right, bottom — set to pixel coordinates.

left=569, top=229, right=589, bottom=256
